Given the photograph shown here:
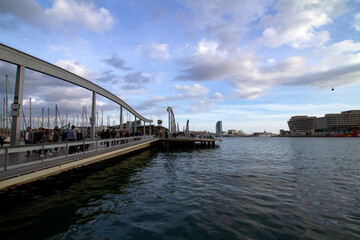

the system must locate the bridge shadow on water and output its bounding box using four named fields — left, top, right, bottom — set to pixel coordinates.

left=0, top=147, right=161, bottom=240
